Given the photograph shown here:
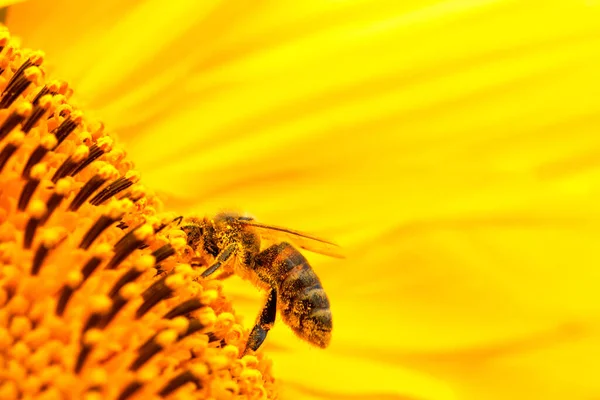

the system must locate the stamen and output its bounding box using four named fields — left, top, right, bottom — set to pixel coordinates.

left=158, top=370, right=202, bottom=397
left=68, top=165, right=119, bottom=211
left=30, top=246, right=48, bottom=276
left=18, top=162, right=47, bottom=211
left=89, top=171, right=140, bottom=206
left=182, top=319, right=206, bottom=338
left=23, top=200, right=46, bottom=249
left=98, top=257, right=153, bottom=329
left=22, top=95, right=52, bottom=133
left=75, top=344, right=92, bottom=374
left=163, top=298, right=204, bottom=320
left=1, top=64, right=42, bottom=109
left=136, top=276, right=174, bottom=319
left=0, top=143, right=17, bottom=172
left=23, top=219, right=39, bottom=249
left=22, top=147, right=47, bottom=178
left=30, top=229, right=66, bottom=275
left=18, top=180, right=40, bottom=211
left=117, top=381, right=143, bottom=400
left=106, top=224, right=153, bottom=270
left=51, top=144, right=88, bottom=183
left=0, top=101, right=31, bottom=141
left=39, top=194, right=61, bottom=225
left=39, top=178, right=72, bottom=225
left=152, top=244, right=176, bottom=263
left=81, top=256, right=105, bottom=281
left=79, top=215, right=118, bottom=250
left=55, top=256, right=104, bottom=316
left=51, top=112, right=82, bottom=149
left=3, top=52, right=43, bottom=95
left=70, top=139, right=111, bottom=177
left=0, top=130, right=24, bottom=173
